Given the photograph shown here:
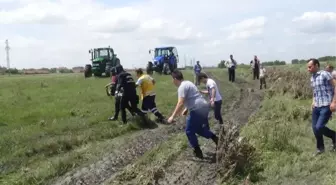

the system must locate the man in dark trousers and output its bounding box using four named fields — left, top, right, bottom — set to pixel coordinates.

left=106, top=67, right=135, bottom=121
left=193, top=61, right=202, bottom=86
left=252, top=55, right=260, bottom=80
left=114, top=65, right=148, bottom=124
left=228, top=55, right=237, bottom=82
left=198, top=72, right=224, bottom=125
left=135, top=68, right=165, bottom=123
